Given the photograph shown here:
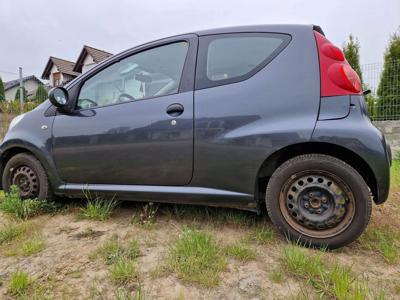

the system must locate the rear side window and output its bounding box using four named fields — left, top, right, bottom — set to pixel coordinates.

left=196, top=33, right=291, bottom=89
